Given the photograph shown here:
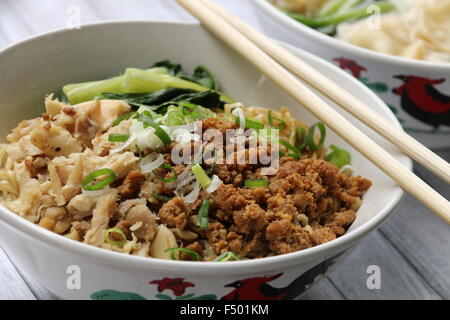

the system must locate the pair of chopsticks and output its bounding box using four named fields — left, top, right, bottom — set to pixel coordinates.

left=176, top=0, right=450, bottom=224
